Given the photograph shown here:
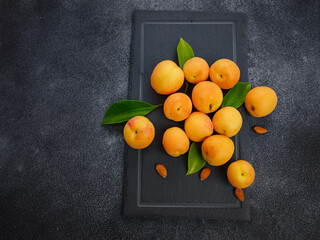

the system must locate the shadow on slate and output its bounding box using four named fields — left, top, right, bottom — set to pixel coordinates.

left=123, top=10, right=249, bottom=220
